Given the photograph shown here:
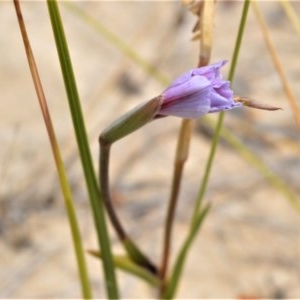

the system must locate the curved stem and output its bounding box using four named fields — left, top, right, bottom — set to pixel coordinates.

left=99, top=137, right=158, bottom=275
left=99, top=141, right=127, bottom=241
